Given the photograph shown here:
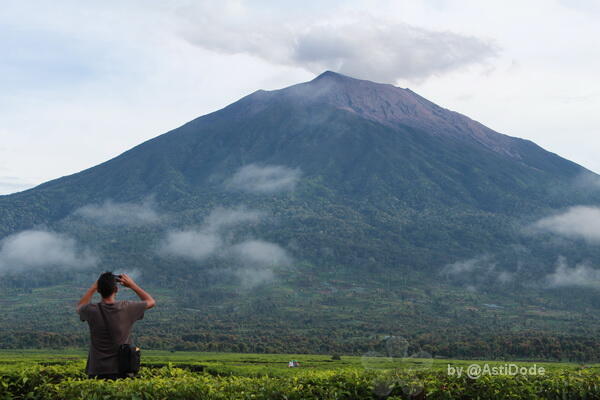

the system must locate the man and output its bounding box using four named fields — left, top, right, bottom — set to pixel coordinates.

left=77, top=272, right=156, bottom=379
